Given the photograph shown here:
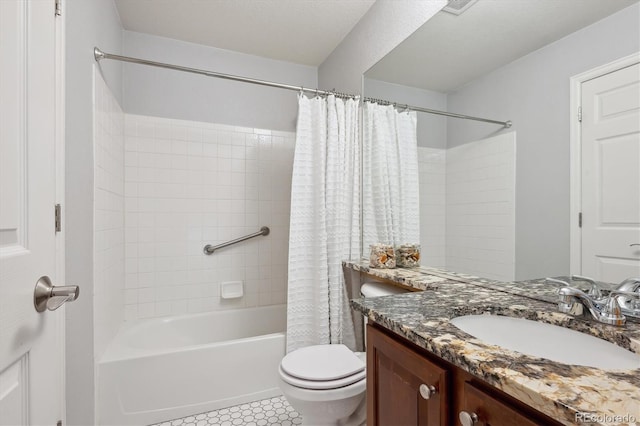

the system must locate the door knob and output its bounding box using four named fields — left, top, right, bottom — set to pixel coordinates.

left=34, top=276, right=79, bottom=312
